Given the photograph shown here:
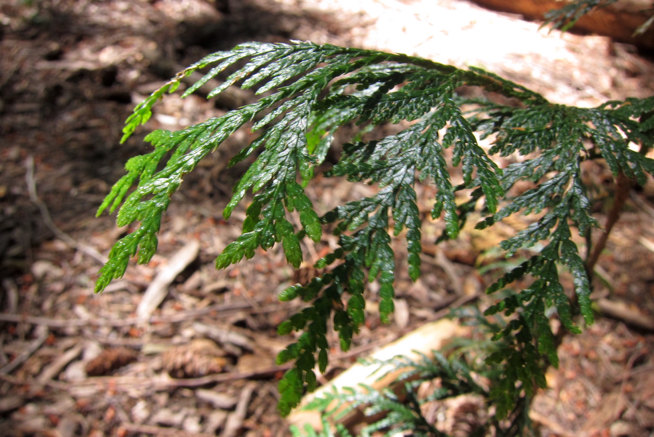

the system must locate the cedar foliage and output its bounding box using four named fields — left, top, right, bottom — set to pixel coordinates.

left=543, top=0, right=620, bottom=32
left=95, top=1, right=654, bottom=434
